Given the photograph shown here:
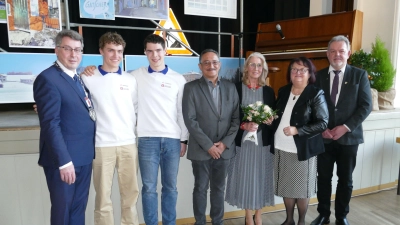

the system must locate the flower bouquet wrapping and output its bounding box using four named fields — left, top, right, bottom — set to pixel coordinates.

left=241, top=101, right=278, bottom=145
